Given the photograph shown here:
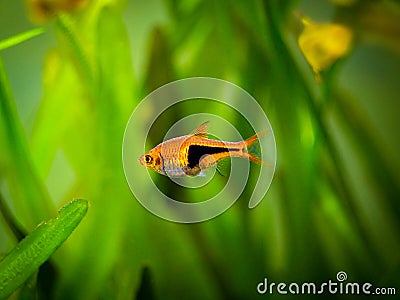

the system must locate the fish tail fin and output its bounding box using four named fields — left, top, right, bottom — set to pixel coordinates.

left=243, top=130, right=269, bottom=166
